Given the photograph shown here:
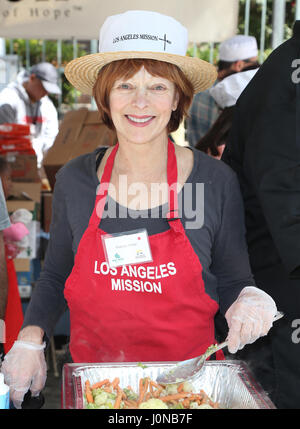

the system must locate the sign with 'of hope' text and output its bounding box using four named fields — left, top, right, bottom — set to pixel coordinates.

left=0, top=0, right=239, bottom=42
